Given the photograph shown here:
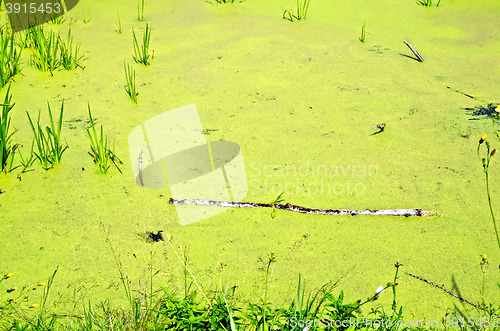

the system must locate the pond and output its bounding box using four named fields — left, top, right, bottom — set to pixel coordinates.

left=1, top=0, right=500, bottom=325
